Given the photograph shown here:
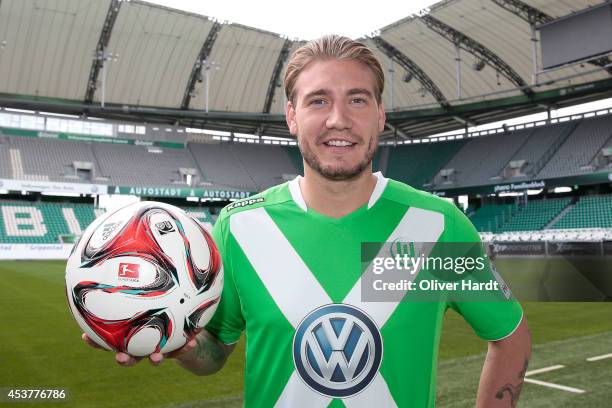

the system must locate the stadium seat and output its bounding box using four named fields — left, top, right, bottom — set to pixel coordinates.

left=551, top=195, right=612, bottom=229
left=0, top=201, right=98, bottom=243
